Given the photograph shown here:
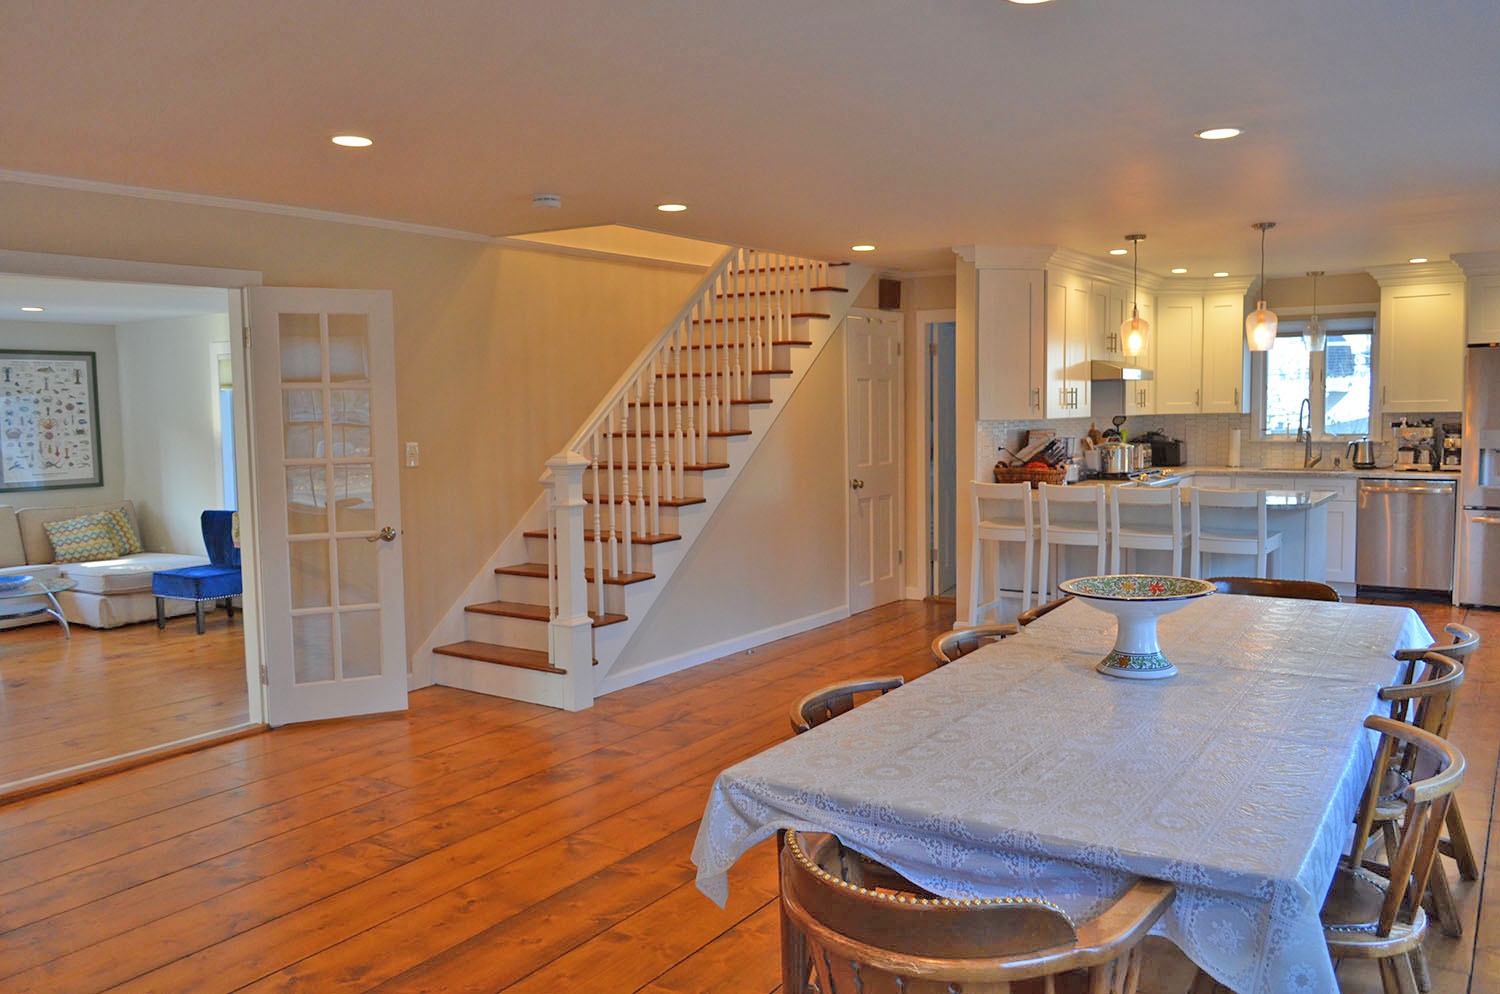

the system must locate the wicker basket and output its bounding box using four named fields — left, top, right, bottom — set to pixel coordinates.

left=992, top=463, right=1067, bottom=488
